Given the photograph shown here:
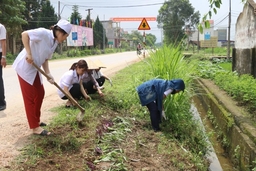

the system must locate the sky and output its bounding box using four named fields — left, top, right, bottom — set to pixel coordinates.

left=50, top=0, right=244, bottom=43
